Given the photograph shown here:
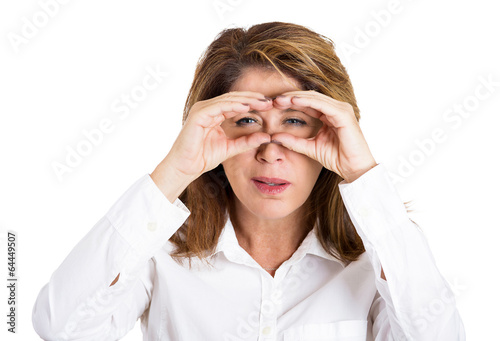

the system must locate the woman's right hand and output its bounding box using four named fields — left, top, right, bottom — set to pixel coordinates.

left=151, top=91, right=273, bottom=203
